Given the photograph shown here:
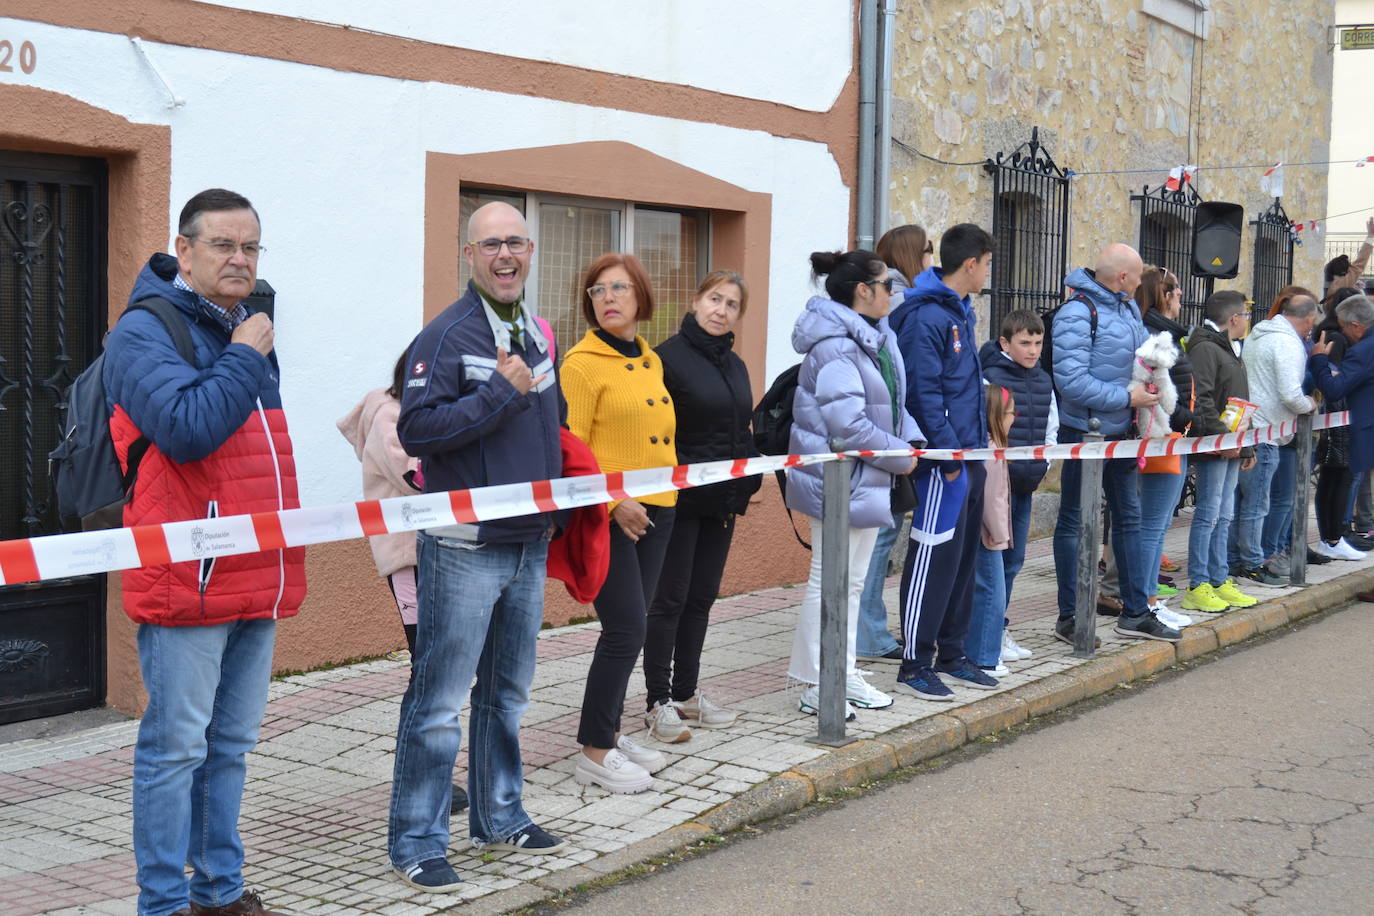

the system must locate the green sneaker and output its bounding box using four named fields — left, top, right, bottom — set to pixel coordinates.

left=1155, top=582, right=1179, bottom=596
left=1180, top=583, right=1228, bottom=613
left=1214, top=578, right=1258, bottom=608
